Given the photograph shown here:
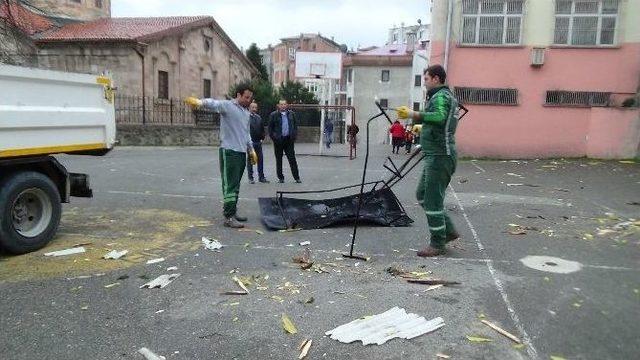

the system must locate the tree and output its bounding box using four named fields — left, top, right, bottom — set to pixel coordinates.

left=245, top=43, right=269, bottom=81
left=277, top=81, right=319, bottom=105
